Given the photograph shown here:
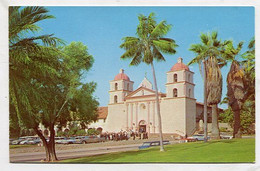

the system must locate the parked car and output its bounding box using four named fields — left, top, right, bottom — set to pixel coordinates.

left=9, top=138, right=15, bottom=145
left=11, top=136, right=37, bottom=145
left=20, top=137, right=40, bottom=145
left=55, top=137, right=66, bottom=144
left=139, top=140, right=170, bottom=149
left=220, top=135, right=233, bottom=139
left=192, top=134, right=210, bottom=141
left=60, top=137, right=77, bottom=144
left=73, top=136, right=88, bottom=144
left=11, top=137, right=26, bottom=145
left=26, top=137, right=41, bottom=145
